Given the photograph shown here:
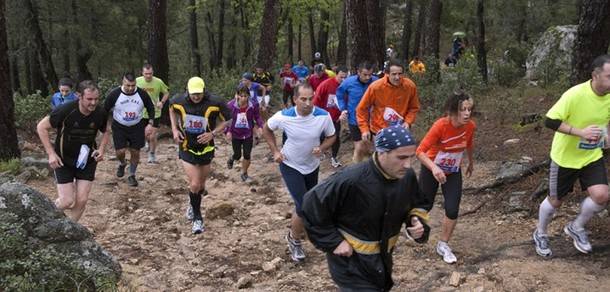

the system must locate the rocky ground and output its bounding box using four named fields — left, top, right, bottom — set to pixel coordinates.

left=21, top=94, right=610, bottom=291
